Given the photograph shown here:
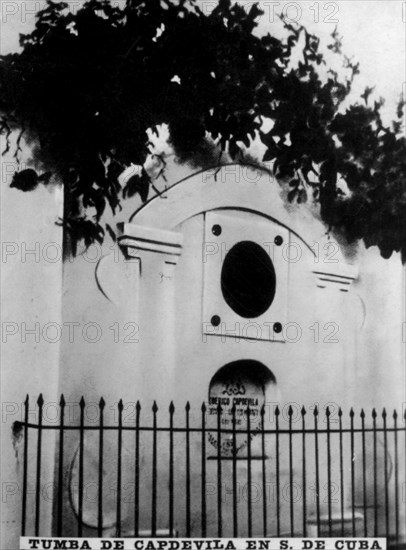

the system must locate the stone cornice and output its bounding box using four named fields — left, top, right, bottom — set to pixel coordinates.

left=117, top=222, right=183, bottom=263
left=313, top=263, right=359, bottom=292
